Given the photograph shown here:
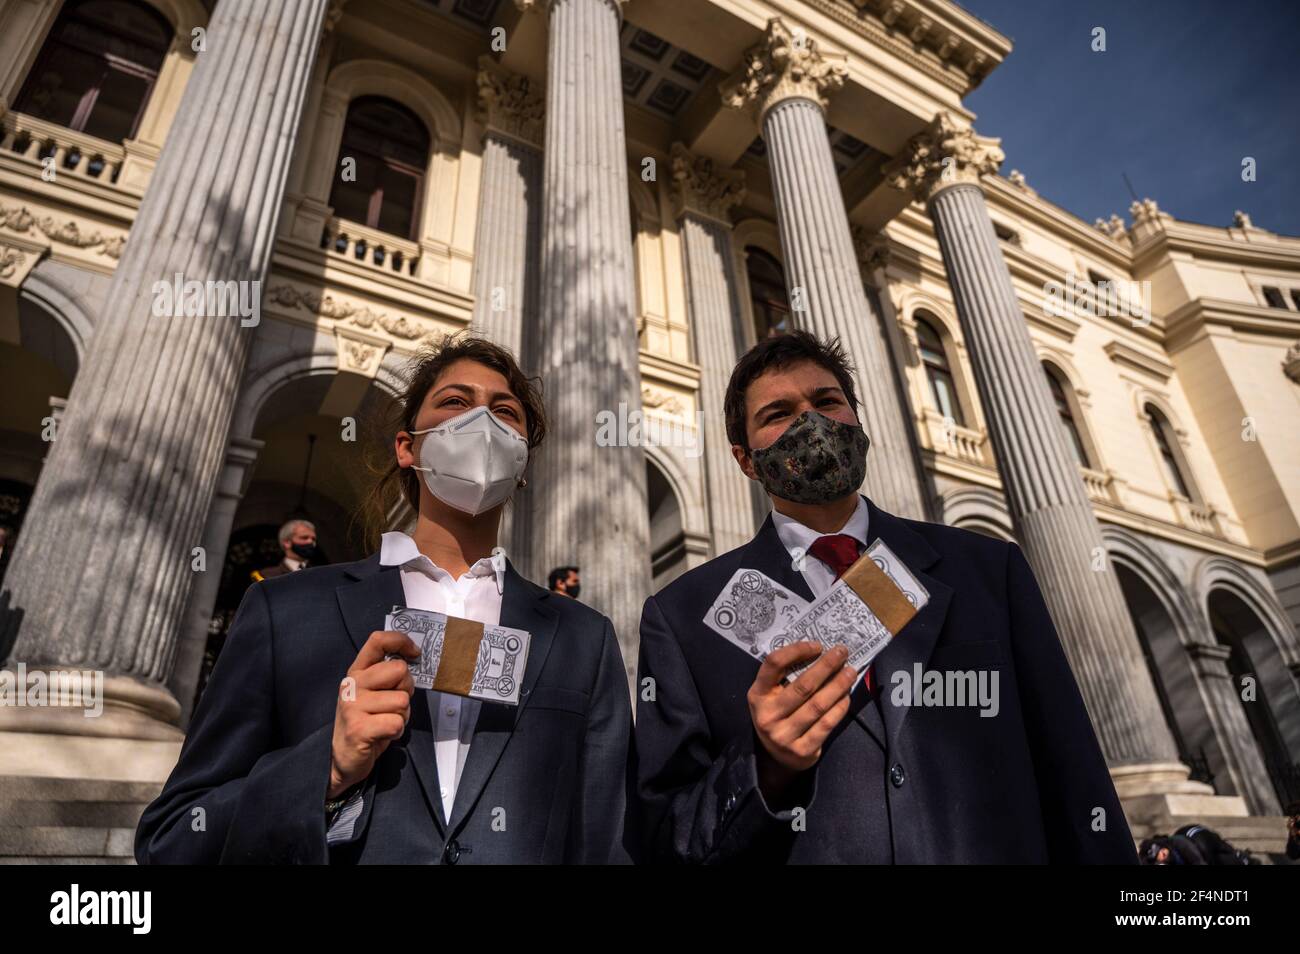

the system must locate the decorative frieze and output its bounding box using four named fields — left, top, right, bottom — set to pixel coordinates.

left=266, top=282, right=447, bottom=347
left=0, top=201, right=126, bottom=260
